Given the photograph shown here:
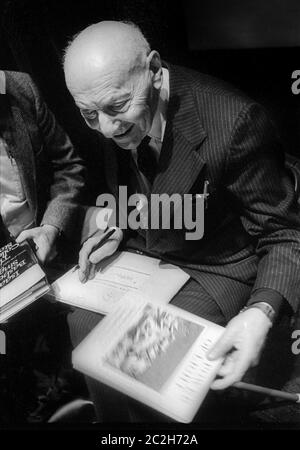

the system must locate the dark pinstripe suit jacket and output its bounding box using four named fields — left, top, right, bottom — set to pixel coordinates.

left=100, top=64, right=300, bottom=321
